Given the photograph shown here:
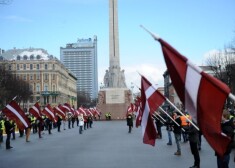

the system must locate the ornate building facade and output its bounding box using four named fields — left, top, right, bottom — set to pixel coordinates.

left=0, top=48, right=77, bottom=109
